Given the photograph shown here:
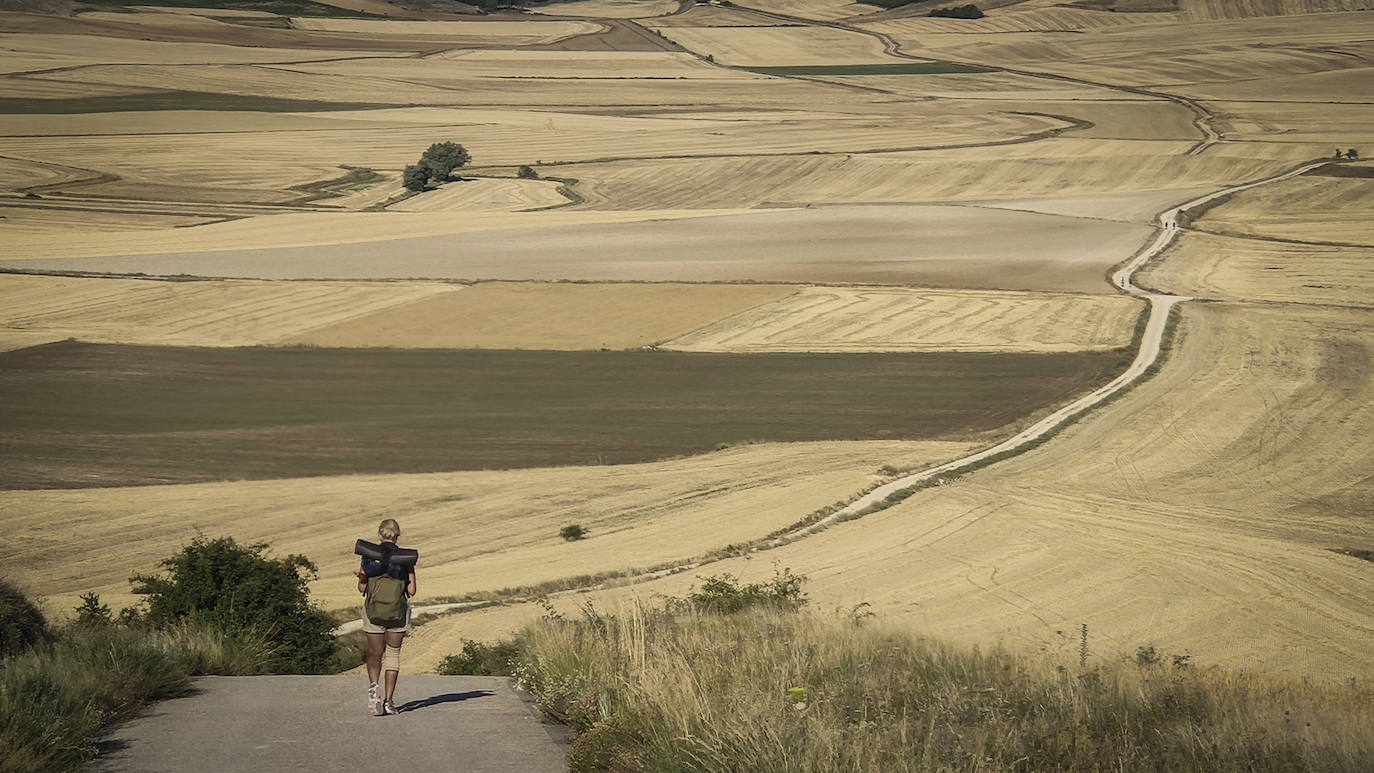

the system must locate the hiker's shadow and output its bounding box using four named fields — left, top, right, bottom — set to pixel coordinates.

left=398, top=690, right=494, bottom=713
